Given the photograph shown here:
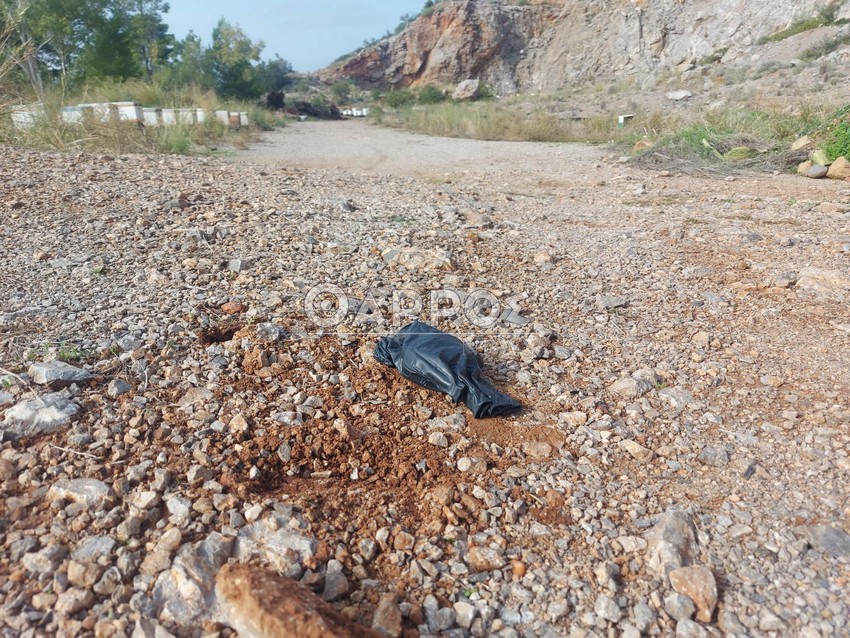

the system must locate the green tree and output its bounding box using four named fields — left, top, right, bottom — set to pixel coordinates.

left=209, top=18, right=263, bottom=98
left=164, top=30, right=213, bottom=89
left=256, top=54, right=291, bottom=93
left=125, top=0, right=174, bottom=78
left=1, top=0, right=52, bottom=96
left=78, top=5, right=139, bottom=80
left=0, top=1, right=35, bottom=97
